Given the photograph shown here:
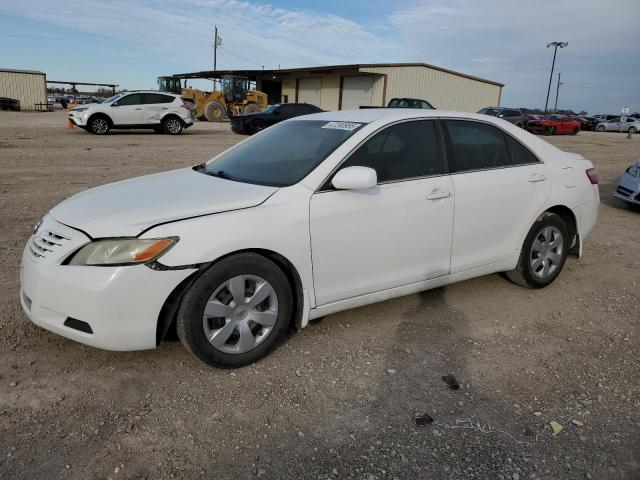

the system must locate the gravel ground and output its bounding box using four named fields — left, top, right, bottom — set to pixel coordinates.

left=0, top=111, right=639, bottom=480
